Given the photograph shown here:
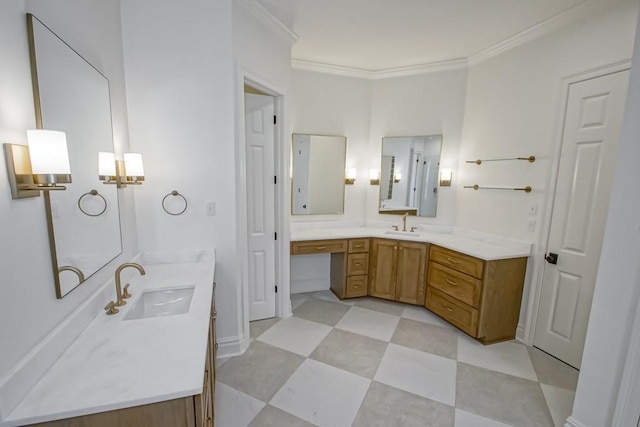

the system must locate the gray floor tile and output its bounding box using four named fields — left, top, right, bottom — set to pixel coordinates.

left=293, top=297, right=351, bottom=326
left=353, top=381, right=455, bottom=427
left=456, top=362, right=554, bottom=427
left=309, top=329, right=388, bottom=378
left=250, top=317, right=280, bottom=339
left=216, top=341, right=305, bottom=402
left=354, top=297, right=406, bottom=316
left=528, top=346, right=579, bottom=391
left=391, top=318, right=457, bottom=359
left=248, top=405, right=316, bottom=427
